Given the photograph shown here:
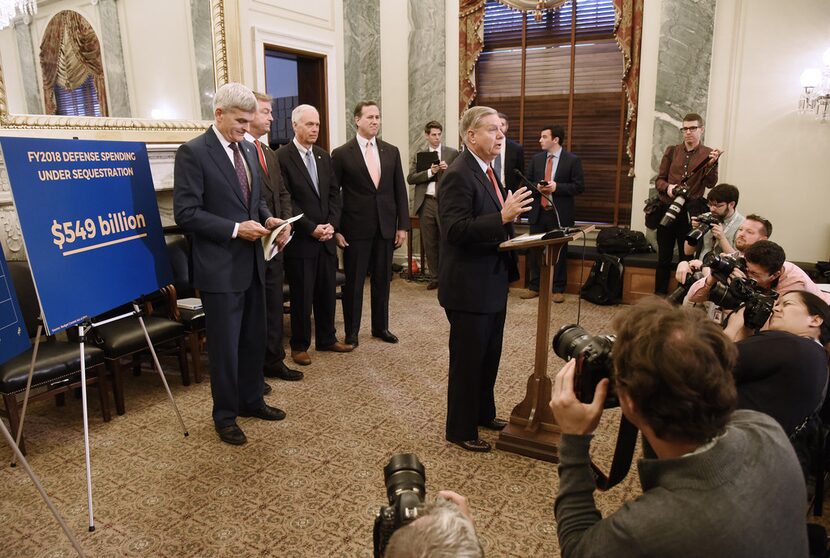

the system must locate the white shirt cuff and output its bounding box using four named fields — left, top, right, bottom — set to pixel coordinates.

left=232, top=223, right=239, bottom=239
